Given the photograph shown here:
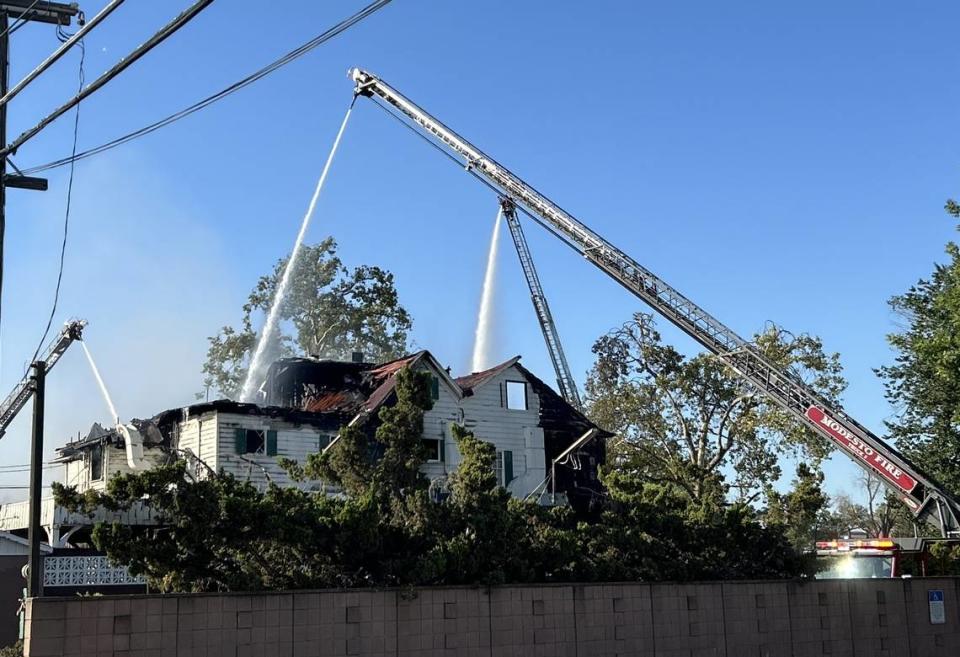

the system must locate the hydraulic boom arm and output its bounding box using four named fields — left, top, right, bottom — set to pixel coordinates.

left=0, top=320, right=86, bottom=440
left=501, top=198, right=582, bottom=410
left=350, top=68, right=960, bottom=537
